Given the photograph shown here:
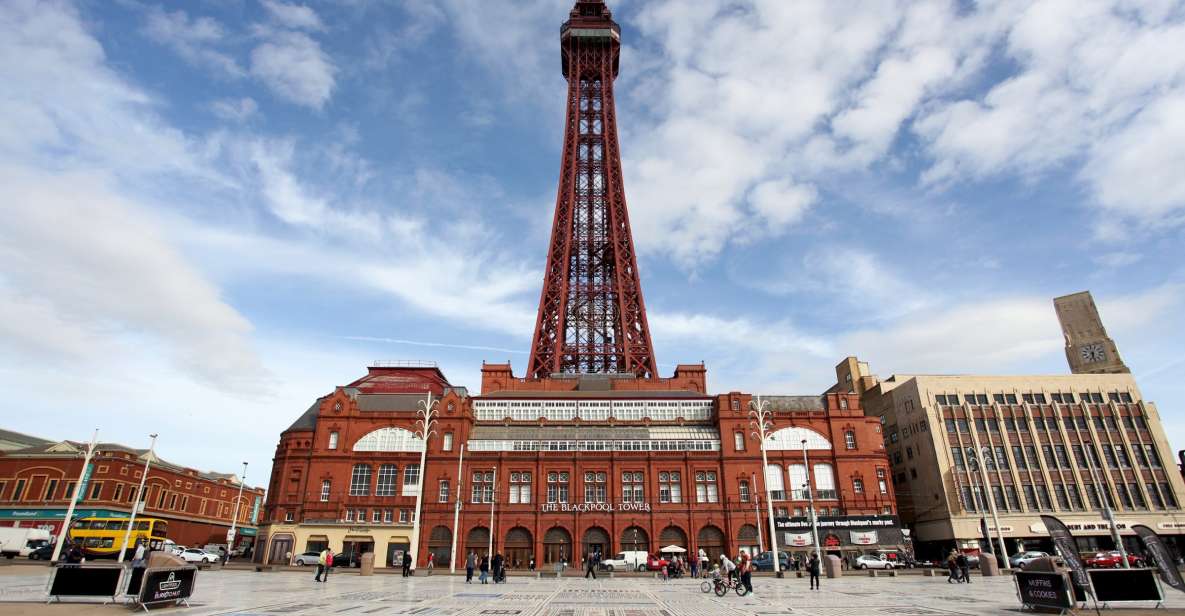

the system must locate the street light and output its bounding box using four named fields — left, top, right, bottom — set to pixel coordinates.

left=1081, top=446, right=1130, bottom=568
left=408, top=391, right=439, bottom=574
left=51, top=429, right=98, bottom=563
left=968, top=446, right=1011, bottom=569
left=748, top=395, right=782, bottom=577
left=119, top=434, right=157, bottom=563
left=449, top=443, right=465, bottom=574
left=800, top=439, right=822, bottom=565
left=226, top=461, right=248, bottom=562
